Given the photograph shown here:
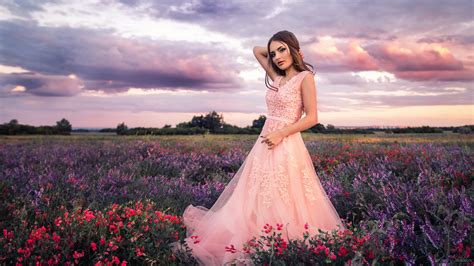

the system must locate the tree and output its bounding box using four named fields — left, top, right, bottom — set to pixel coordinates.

left=251, top=115, right=266, bottom=129
left=326, top=124, right=336, bottom=131
left=310, top=123, right=325, bottom=133
left=176, top=122, right=193, bottom=128
left=116, top=122, right=128, bottom=135
left=190, top=115, right=206, bottom=128
left=8, top=119, right=18, bottom=125
left=188, top=111, right=224, bottom=133
left=204, top=111, right=224, bottom=133
left=55, top=118, right=72, bottom=134
left=162, top=124, right=172, bottom=128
